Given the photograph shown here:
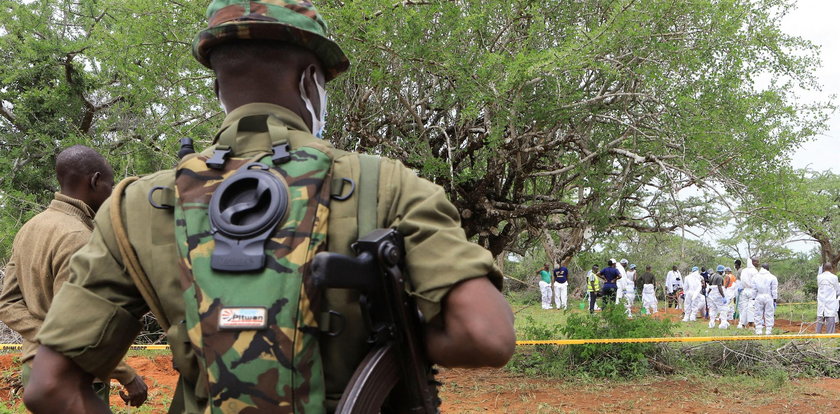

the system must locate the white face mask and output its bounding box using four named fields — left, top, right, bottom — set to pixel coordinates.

left=299, top=66, right=327, bottom=138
